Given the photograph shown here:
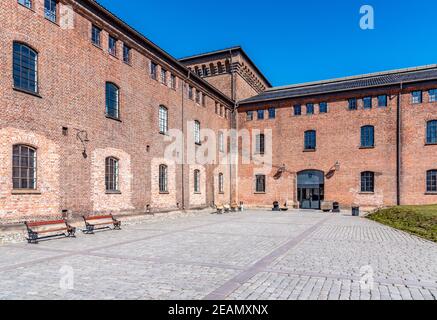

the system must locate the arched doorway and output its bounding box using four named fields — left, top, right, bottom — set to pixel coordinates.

left=297, top=170, right=325, bottom=209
